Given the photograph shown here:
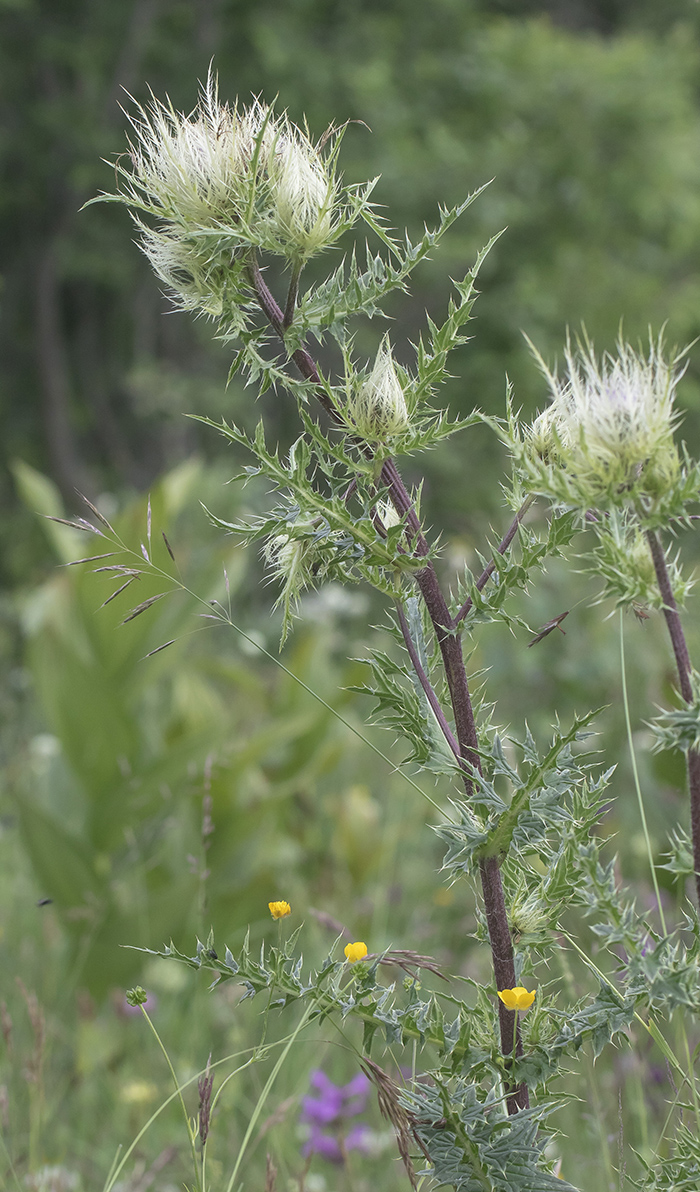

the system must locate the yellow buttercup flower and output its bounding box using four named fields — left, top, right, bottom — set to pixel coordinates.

left=344, top=941, right=368, bottom=964
left=497, top=986, right=536, bottom=1011
left=268, top=900, right=291, bottom=920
